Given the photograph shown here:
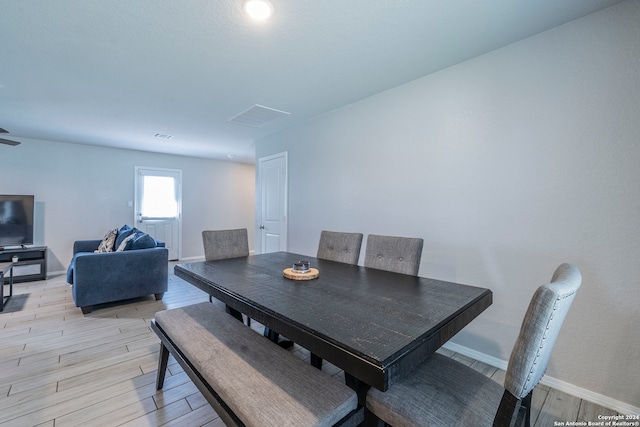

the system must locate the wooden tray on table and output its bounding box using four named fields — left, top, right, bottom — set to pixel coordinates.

left=283, top=268, right=319, bottom=281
